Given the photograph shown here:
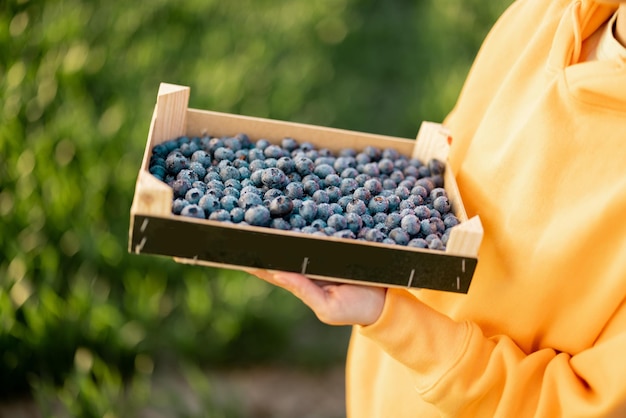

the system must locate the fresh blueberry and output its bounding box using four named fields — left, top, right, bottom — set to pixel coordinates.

left=433, top=195, right=451, bottom=214
left=180, top=204, right=206, bottom=219
left=185, top=187, right=204, bottom=205
left=389, top=228, right=410, bottom=245
left=209, top=209, right=231, bottom=222
left=269, top=196, right=294, bottom=217
left=244, top=205, right=271, bottom=226
left=346, top=199, right=367, bottom=216
left=401, top=214, right=420, bottom=236
left=172, top=198, right=190, bottom=215
left=299, top=200, right=318, bottom=223
left=270, top=218, right=292, bottom=230
left=368, top=195, right=389, bottom=214
left=238, top=192, right=263, bottom=210
left=198, top=194, right=221, bottom=216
